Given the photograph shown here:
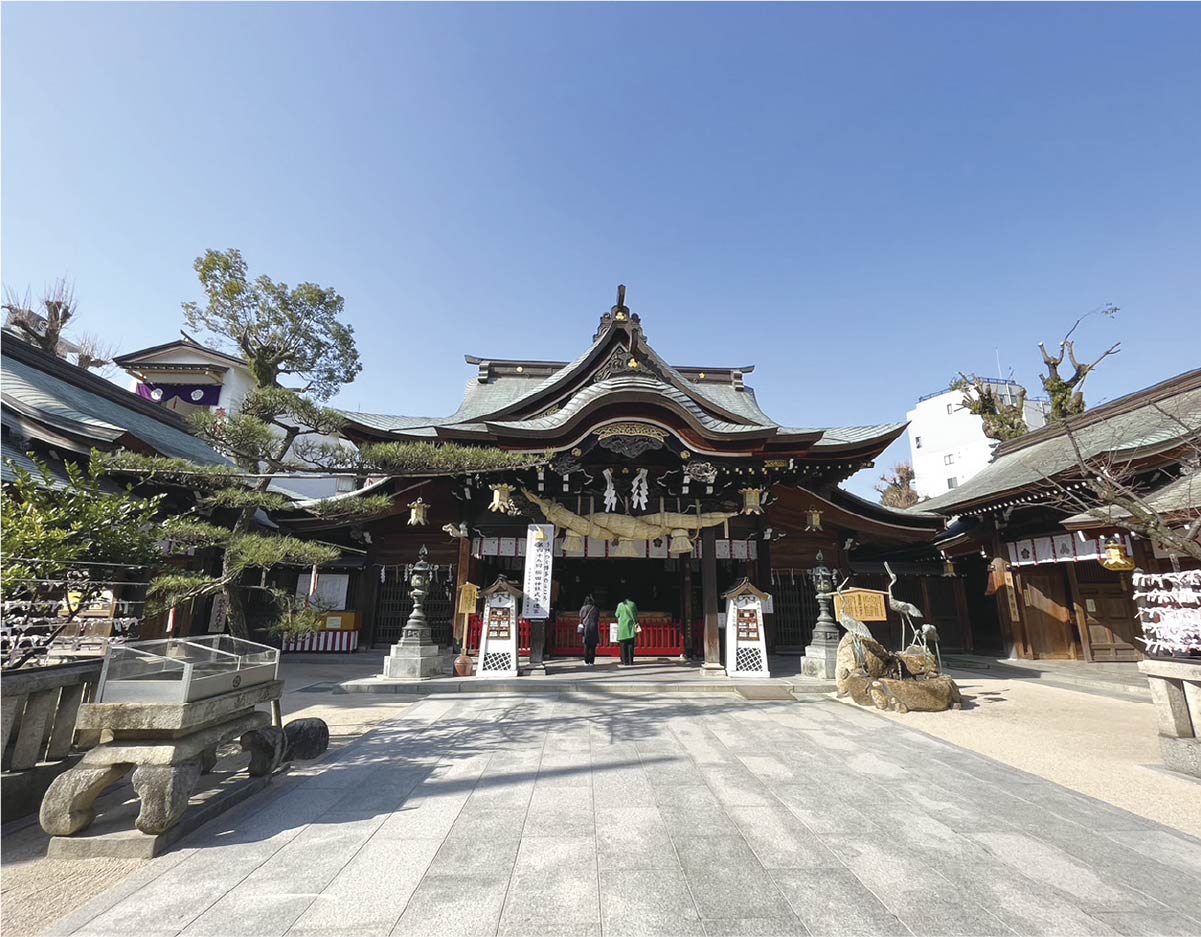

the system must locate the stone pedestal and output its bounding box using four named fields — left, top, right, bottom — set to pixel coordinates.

left=699, top=662, right=727, bottom=678
left=525, top=619, right=548, bottom=676
left=1139, top=658, right=1201, bottom=779
left=801, top=609, right=841, bottom=680
left=801, top=641, right=839, bottom=679
left=40, top=680, right=282, bottom=840
left=382, top=640, right=448, bottom=679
